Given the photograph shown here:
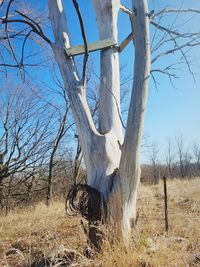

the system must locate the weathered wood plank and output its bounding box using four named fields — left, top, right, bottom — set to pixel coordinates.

left=65, top=38, right=117, bottom=56
left=118, top=32, right=134, bottom=53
